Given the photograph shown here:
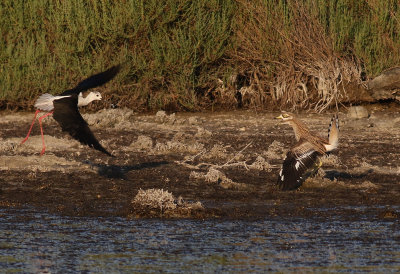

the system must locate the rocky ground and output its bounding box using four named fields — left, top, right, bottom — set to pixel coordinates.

left=1, top=105, right=400, bottom=219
